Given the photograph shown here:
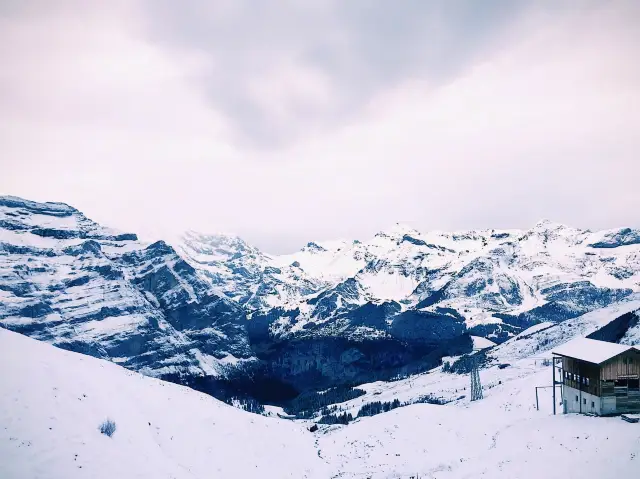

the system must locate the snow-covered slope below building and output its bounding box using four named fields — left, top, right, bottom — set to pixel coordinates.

left=318, top=367, right=640, bottom=479
left=310, top=301, right=640, bottom=477
left=0, top=327, right=326, bottom=479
